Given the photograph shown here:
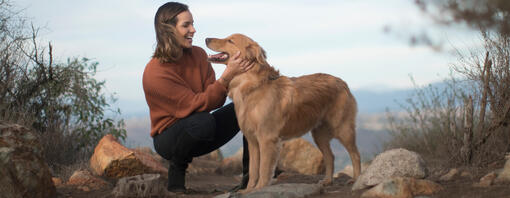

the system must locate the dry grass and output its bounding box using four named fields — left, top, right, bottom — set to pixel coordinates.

left=385, top=31, right=510, bottom=168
